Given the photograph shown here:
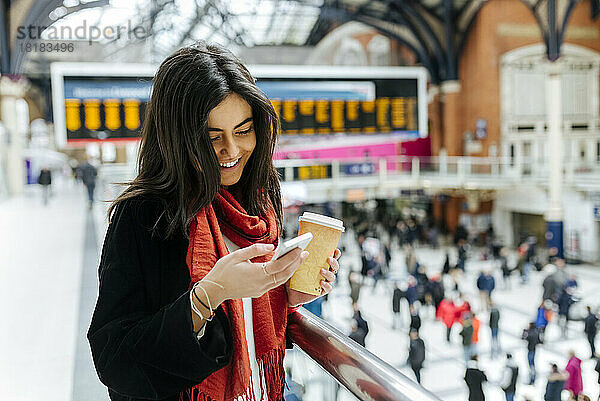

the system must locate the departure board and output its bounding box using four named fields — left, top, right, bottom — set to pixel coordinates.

left=52, top=64, right=427, bottom=148
left=256, top=78, right=420, bottom=137
left=60, top=77, right=151, bottom=143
